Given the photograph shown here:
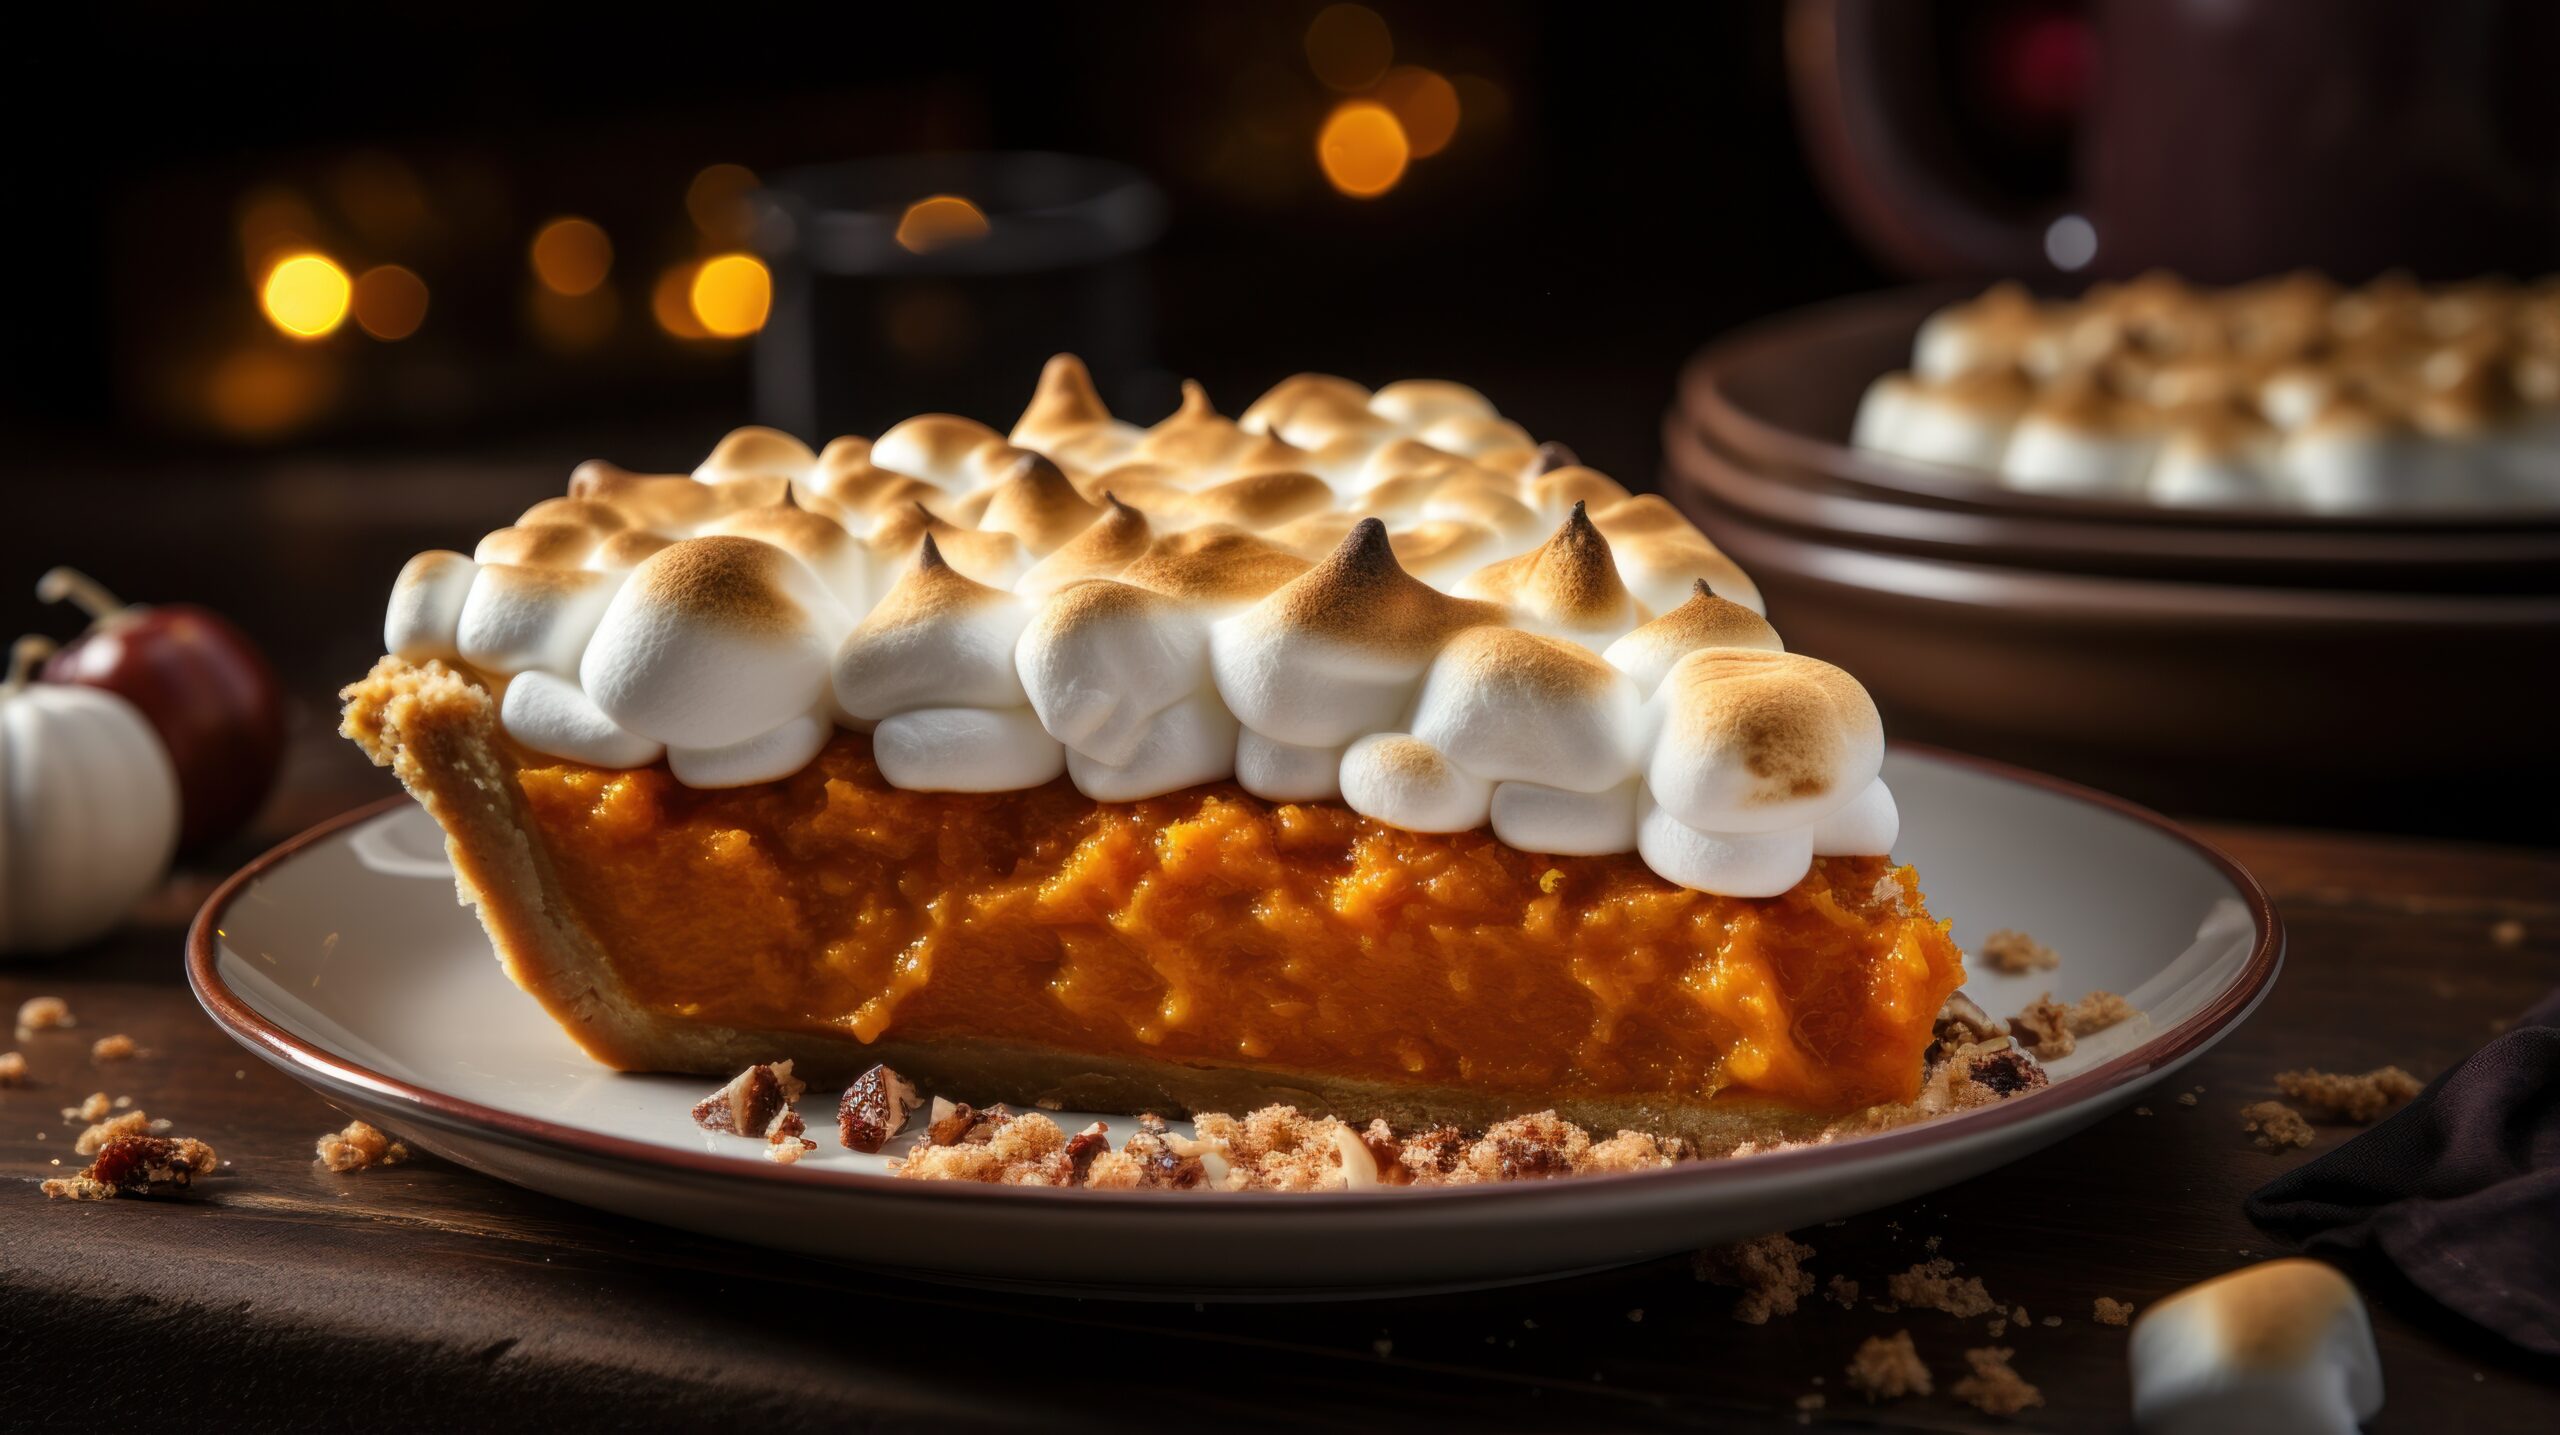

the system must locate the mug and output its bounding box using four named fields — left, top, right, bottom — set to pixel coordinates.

left=1787, top=0, right=2560, bottom=282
